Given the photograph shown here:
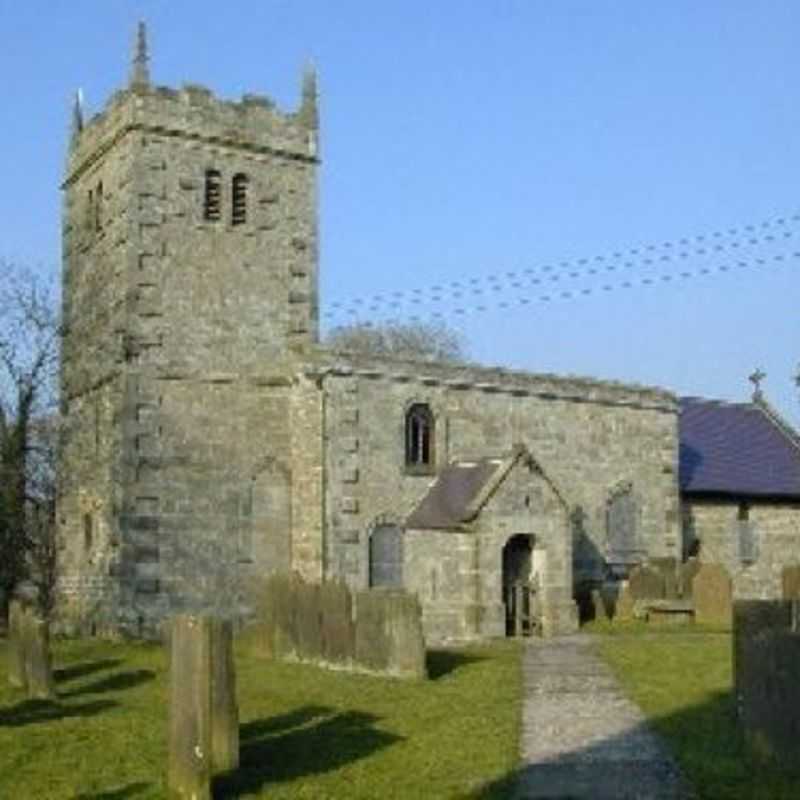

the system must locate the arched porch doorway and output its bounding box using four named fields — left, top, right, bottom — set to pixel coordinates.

left=502, top=534, right=540, bottom=637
